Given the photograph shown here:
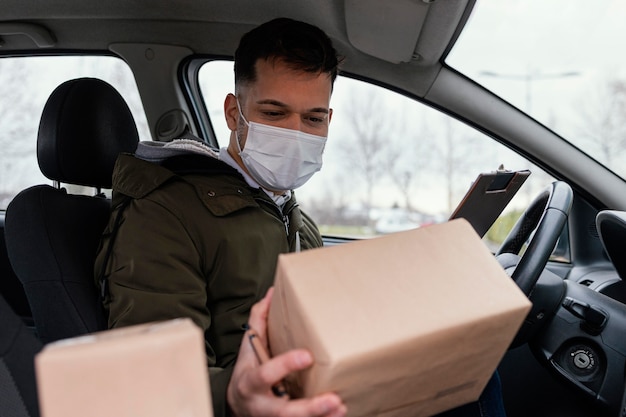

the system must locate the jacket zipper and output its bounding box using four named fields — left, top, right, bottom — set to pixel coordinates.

left=254, top=195, right=299, bottom=237
left=282, top=213, right=290, bottom=235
